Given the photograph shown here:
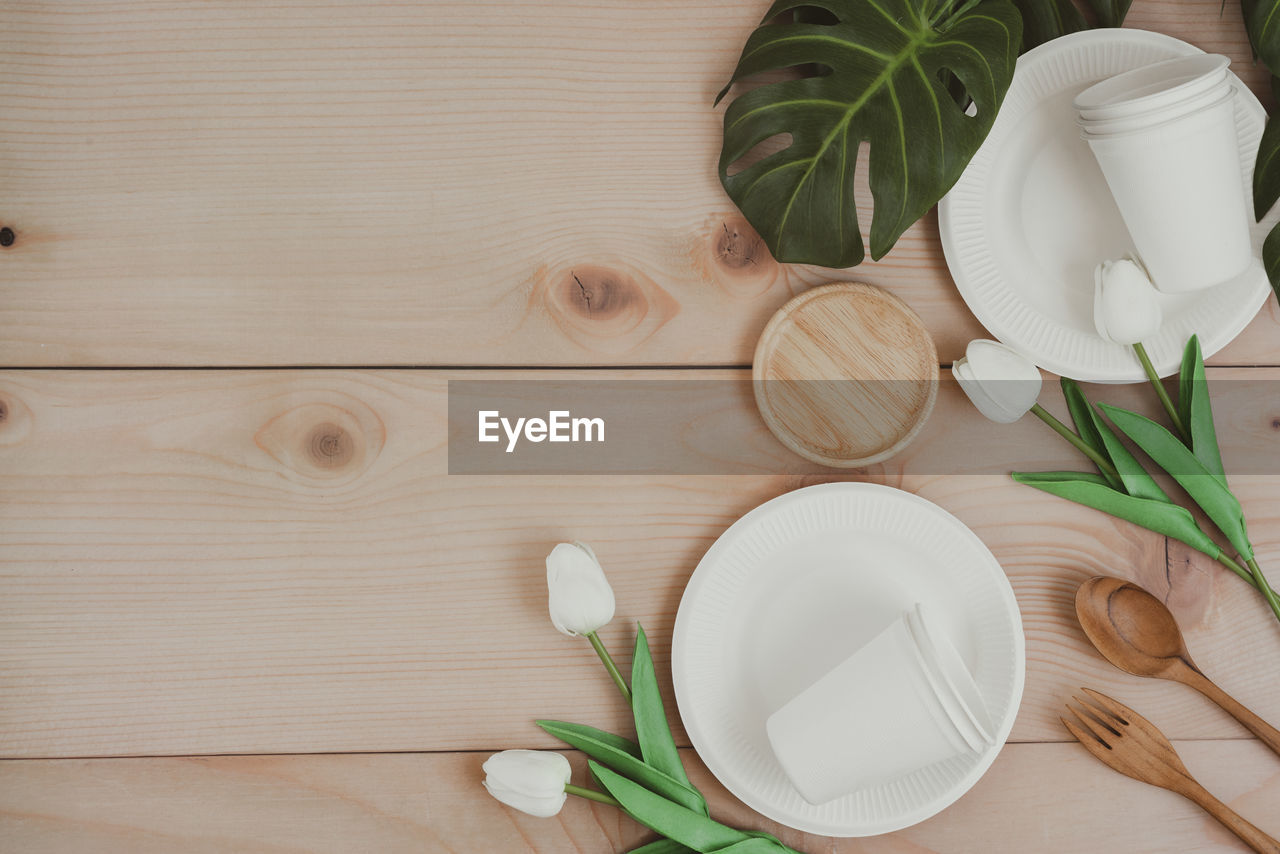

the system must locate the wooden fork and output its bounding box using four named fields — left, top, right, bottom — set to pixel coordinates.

left=1063, top=688, right=1280, bottom=854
